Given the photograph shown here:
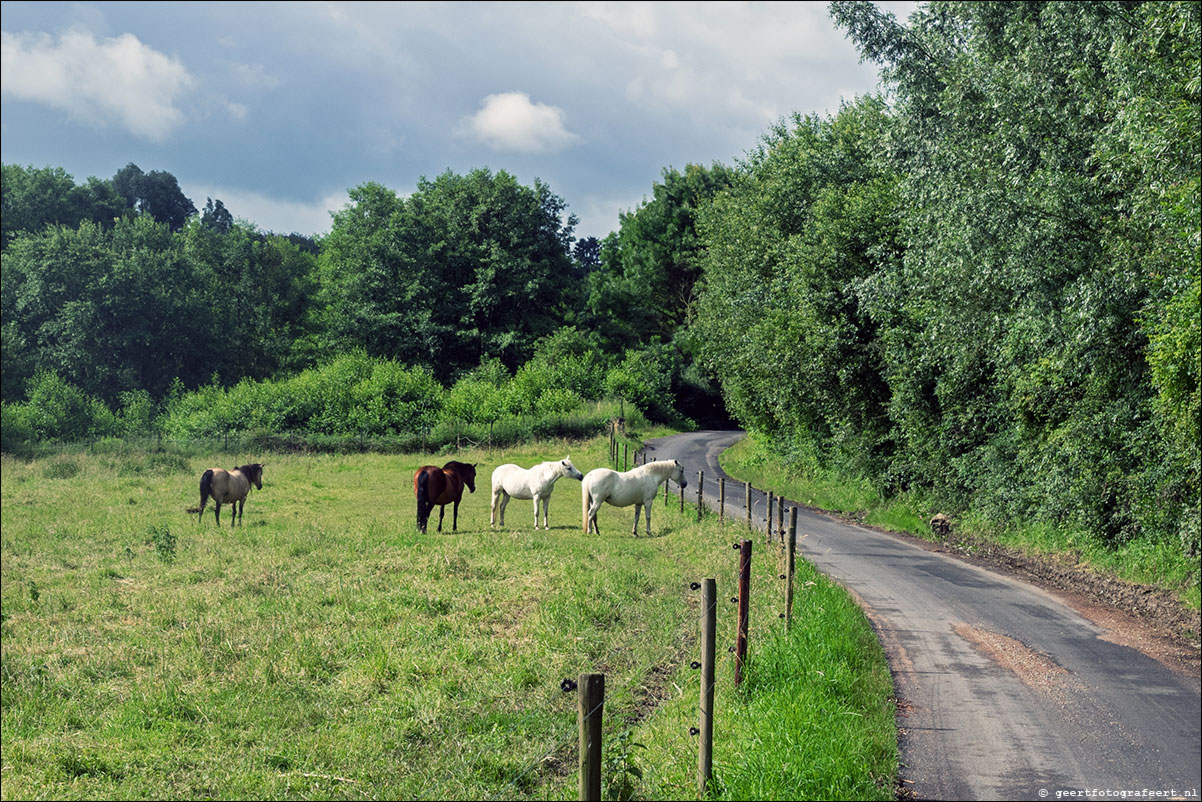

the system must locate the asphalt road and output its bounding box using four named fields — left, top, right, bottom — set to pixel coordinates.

left=645, top=430, right=1201, bottom=801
